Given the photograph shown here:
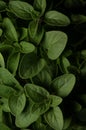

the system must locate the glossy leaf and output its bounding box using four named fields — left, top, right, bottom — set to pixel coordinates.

left=42, top=31, right=68, bottom=60
left=19, top=53, right=45, bottom=79
left=45, top=11, right=70, bottom=26
left=51, top=74, right=76, bottom=97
